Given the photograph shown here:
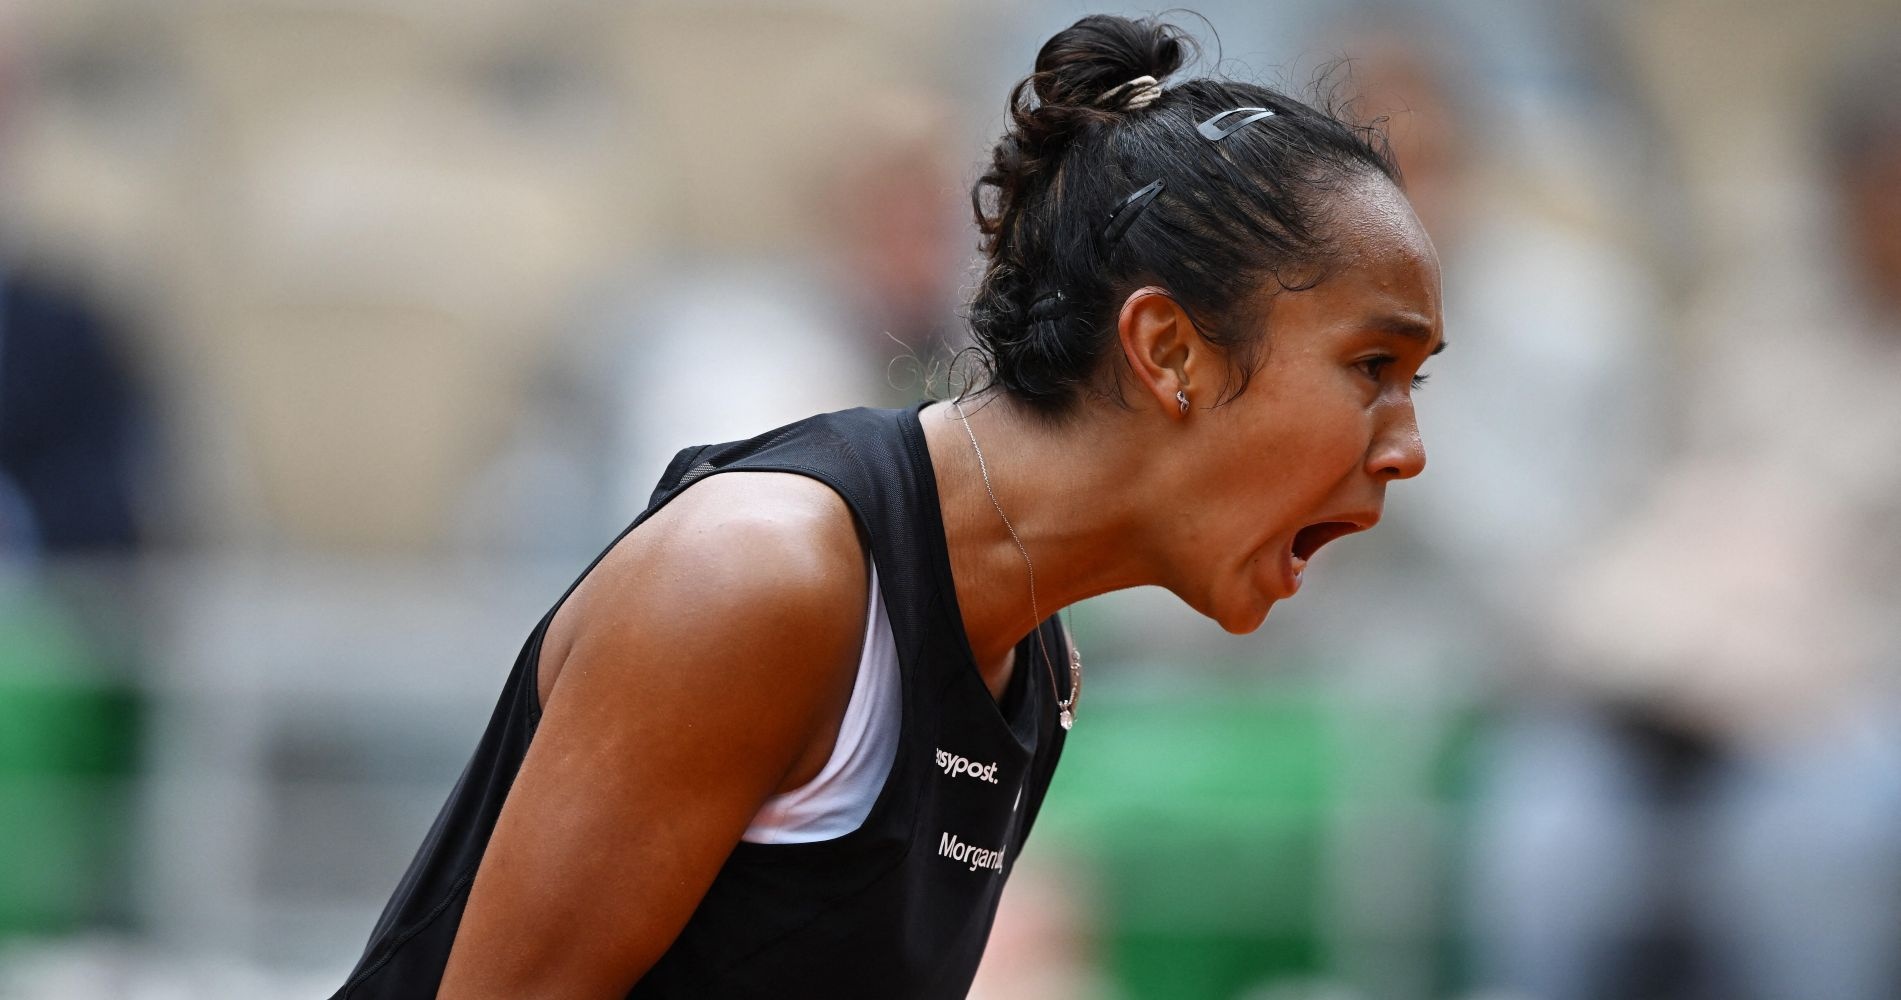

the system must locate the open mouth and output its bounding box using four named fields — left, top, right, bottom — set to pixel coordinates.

left=1291, top=520, right=1366, bottom=564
